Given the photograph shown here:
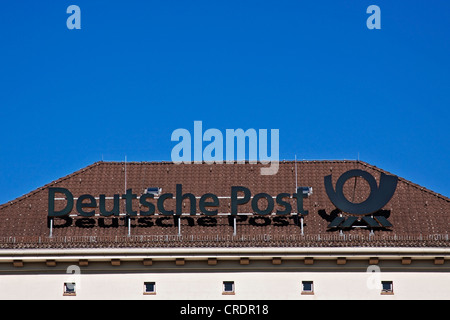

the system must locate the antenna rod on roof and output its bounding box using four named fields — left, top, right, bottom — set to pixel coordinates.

left=125, top=155, right=127, bottom=192
left=125, top=155, right=131, bottom=237
left=295, top=155, right=304, bottom=236
left=295, top=155, right=298, bottom=191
